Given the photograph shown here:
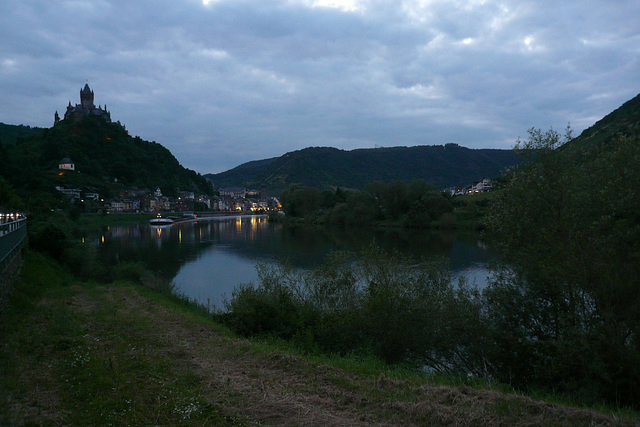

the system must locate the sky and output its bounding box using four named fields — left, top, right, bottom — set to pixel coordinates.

left=1, top=0, right=638, bottom=174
